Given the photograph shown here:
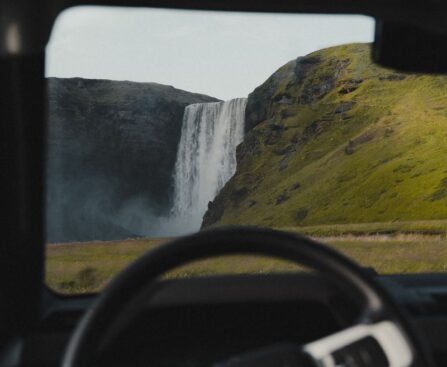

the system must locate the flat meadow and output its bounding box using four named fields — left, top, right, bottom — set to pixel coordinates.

left=46, top=220, right=447, bottom=294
